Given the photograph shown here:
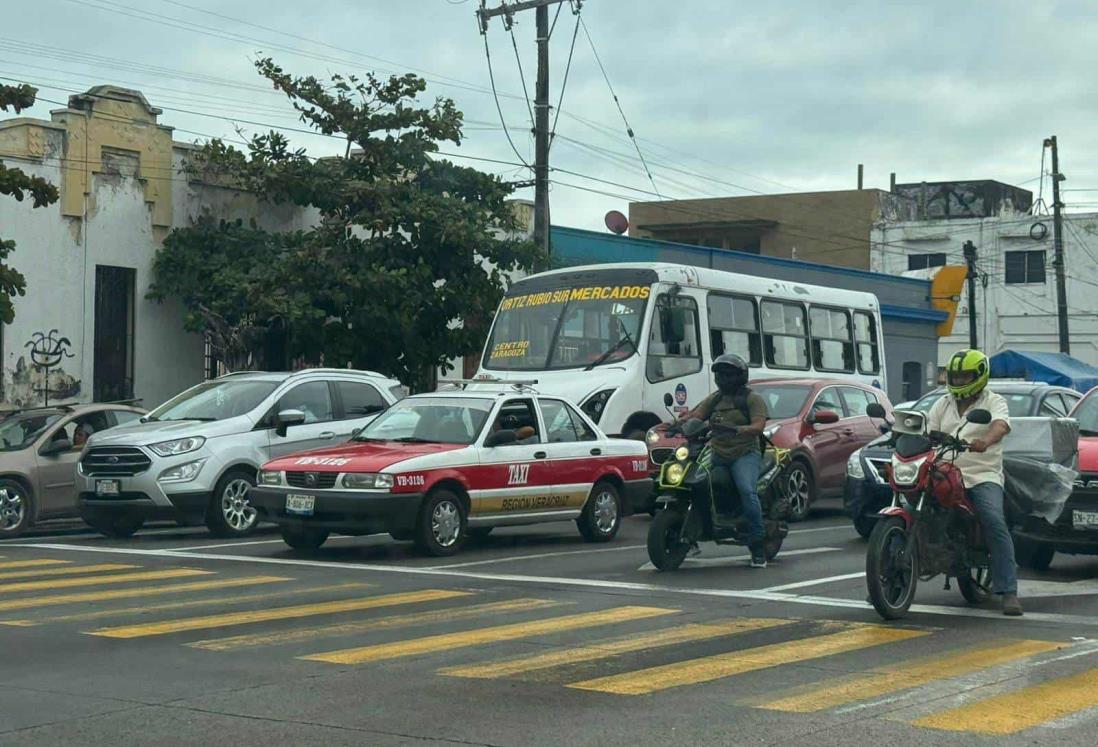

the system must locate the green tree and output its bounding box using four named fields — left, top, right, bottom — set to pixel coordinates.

left=0, top=84, right=59, bottom=323
left=156, top=59, right=539, bottom=389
